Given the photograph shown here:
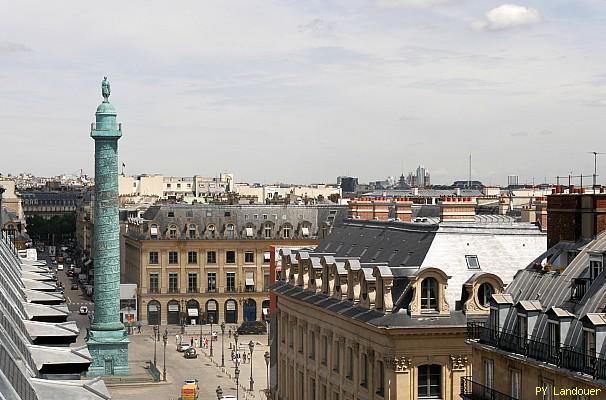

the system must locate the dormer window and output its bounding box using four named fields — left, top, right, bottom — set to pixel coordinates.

left=207, top=225, right=216, bottom=239
left=590, top=257, right=603, bottom=281
left=169, top=225, right=177, bottom=239
left=226, top=224, right=235, bottom=239
left=548, top=320, right=560, bottom=350
left=516, top=313, right=528, bottom=339
left=584, top=328, right=596, bottom=363
left=283, top=226, right=291, bottom=238
left=477, top=283, right=494, bottom=308
left=150, top=224, right=158, bottom=239
left=420, top=278, right=438, bottom=311
left=188, top=224, right=196, bottom=239
left=264, top=224, right=272, bottom=239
